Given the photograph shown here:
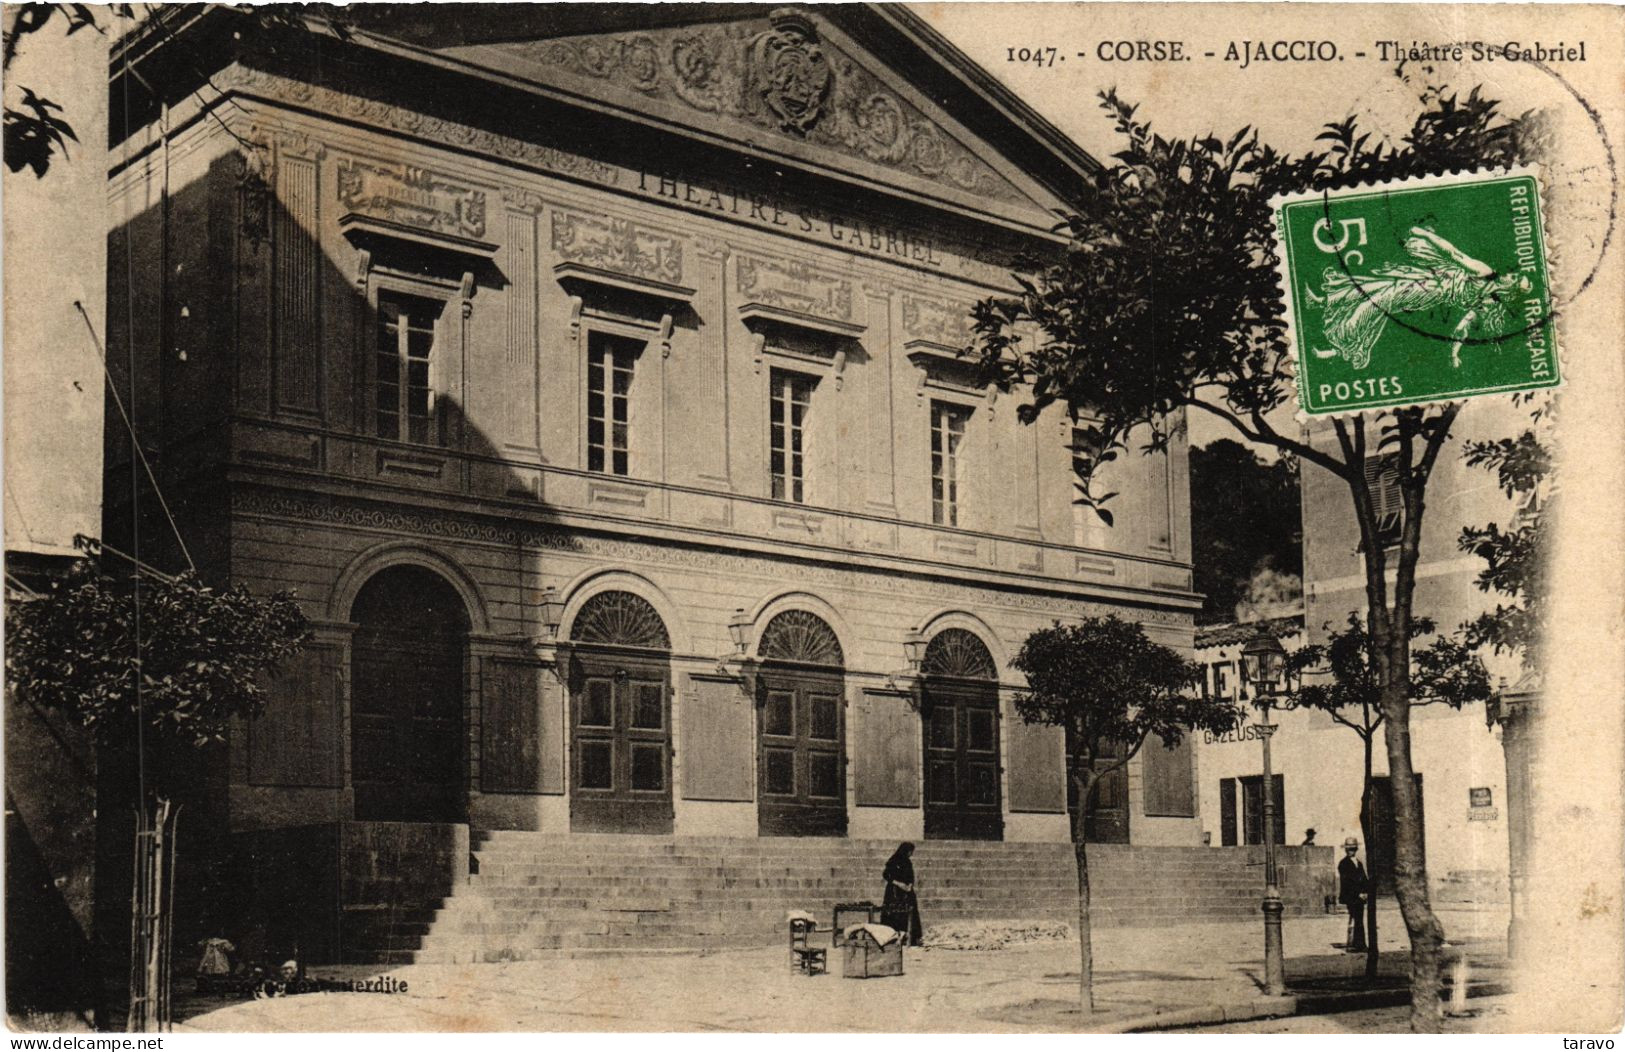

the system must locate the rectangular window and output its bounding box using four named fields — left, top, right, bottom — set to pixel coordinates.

left=1364, top=454, right=1403, bottom=548
left=769, top=370, right=814, bottom=503
left=931, top=401, right=970, bottom=526
left=375, top=292, right=442, bottom=444
left=587, top=332, right=637, bottom=476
